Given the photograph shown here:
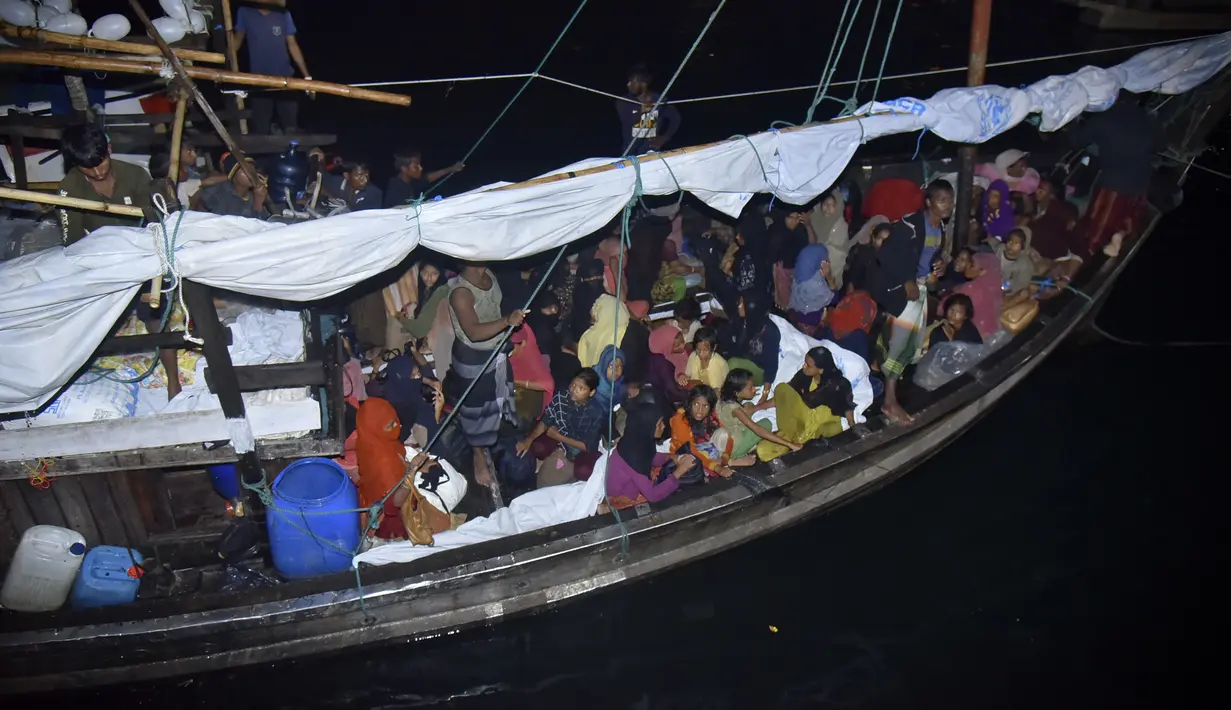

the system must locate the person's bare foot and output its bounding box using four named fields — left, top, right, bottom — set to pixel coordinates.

left=729, top=454, right=757, bottom=467
left=473, top=448, right=494, bottom=487
left=882, top=400, right=915, bottom=425
left=1103, top=232, right=1124, bottom=258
